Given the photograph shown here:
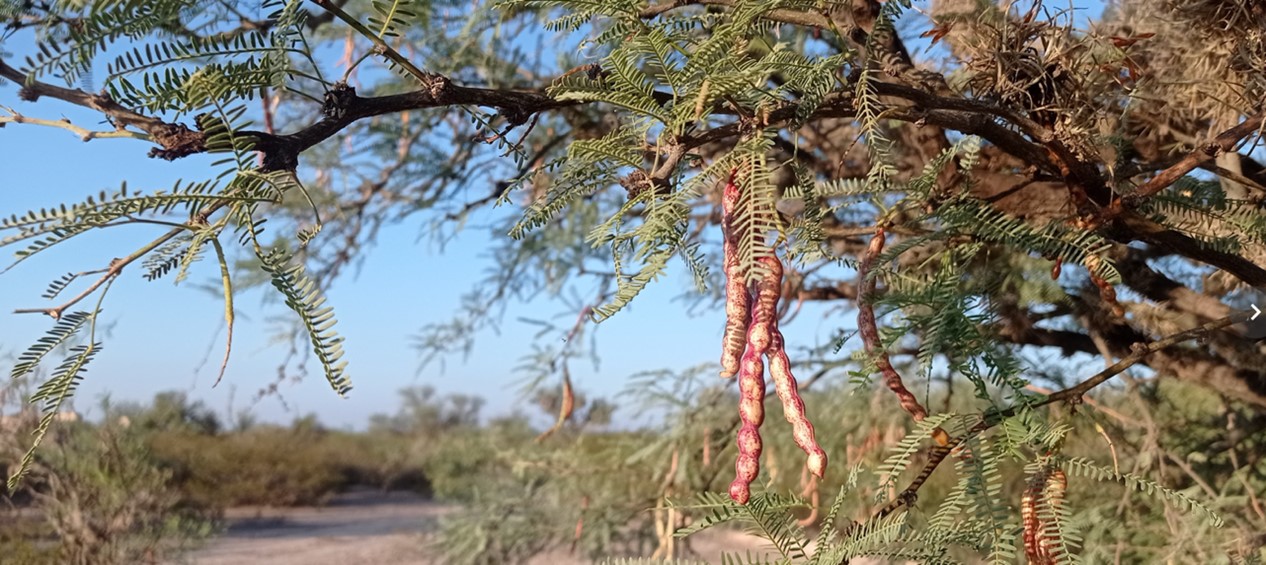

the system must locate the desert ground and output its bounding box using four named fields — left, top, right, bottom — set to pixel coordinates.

left=173, top=488, right=785, bottom=565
